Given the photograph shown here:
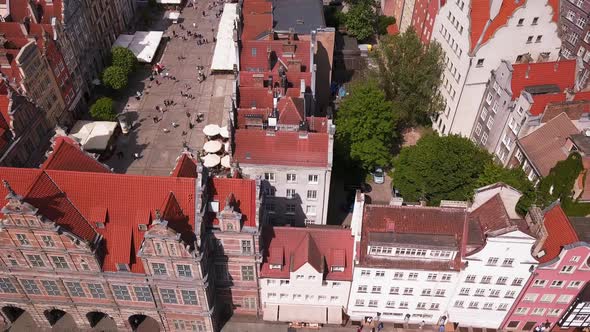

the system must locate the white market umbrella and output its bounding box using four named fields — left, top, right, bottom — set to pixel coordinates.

left=219, top=126, right=230, bottom=138
left=221, top=155, right=231, bottom=168
left=203, top=124, right=220, bottom=136
left=202, top=154, right=221, bottom=168
left=203, top=140, right=223, bottom=153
